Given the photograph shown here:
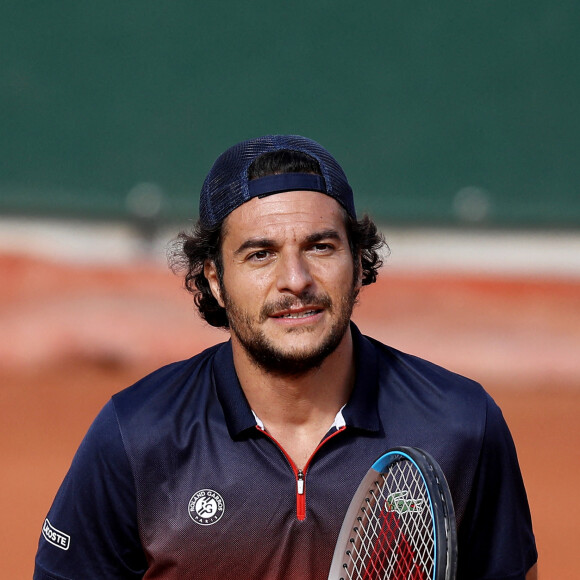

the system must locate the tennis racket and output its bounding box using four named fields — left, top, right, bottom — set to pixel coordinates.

left=328, top=447, right=457, bottom=580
